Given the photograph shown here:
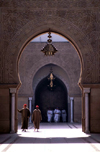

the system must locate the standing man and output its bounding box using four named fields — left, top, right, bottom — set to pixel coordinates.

left=54, top=107, right=61, bottom=122
left=47, top=108, right=53, bottom=122
left=18, top=104, right=30, bottom=132
left=32, top=105, right=42, bottom=132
